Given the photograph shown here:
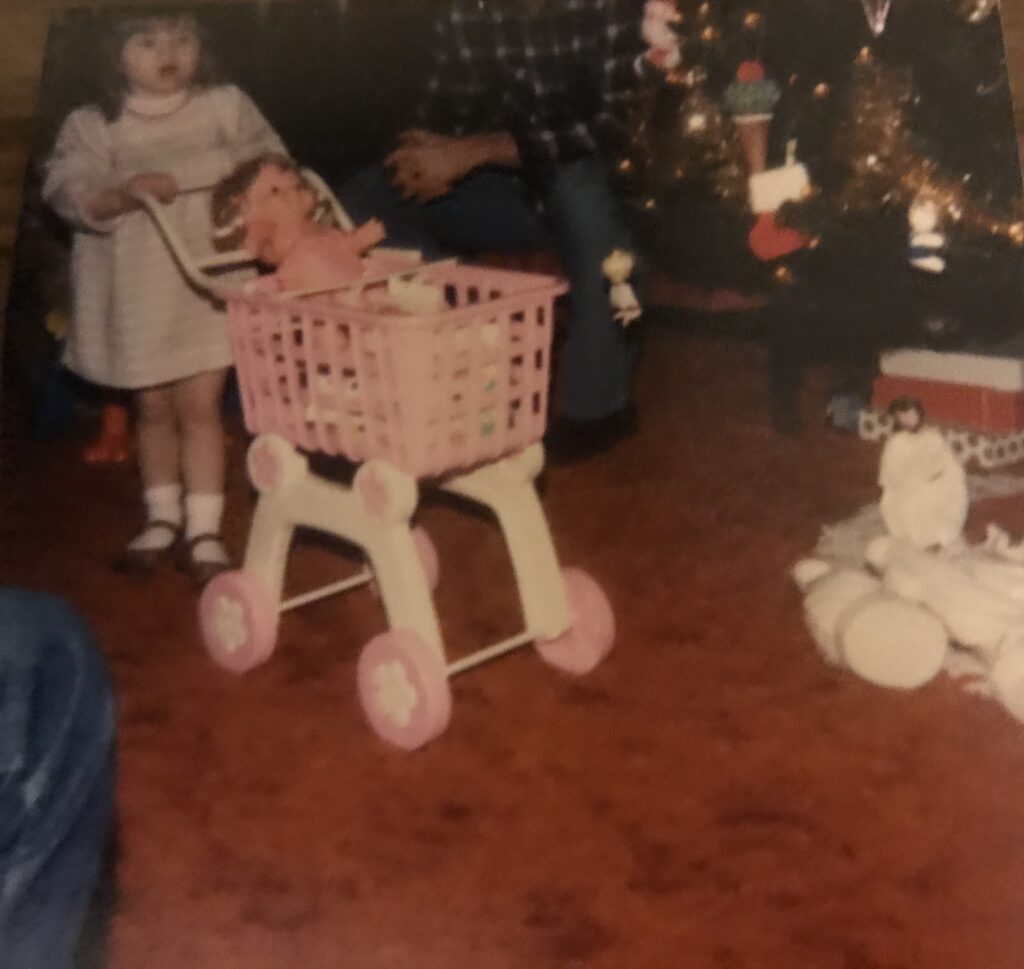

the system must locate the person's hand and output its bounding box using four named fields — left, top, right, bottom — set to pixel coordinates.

left=125, top=172, right=180, bottom=205
left=385, top=130, right=471, bottom=203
